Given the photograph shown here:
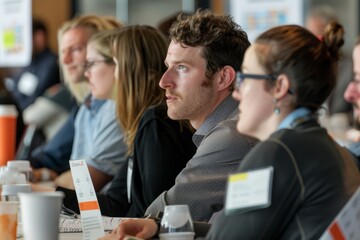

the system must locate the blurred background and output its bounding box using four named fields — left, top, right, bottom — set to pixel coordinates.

left=26, top=0, right=359, bottom=56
